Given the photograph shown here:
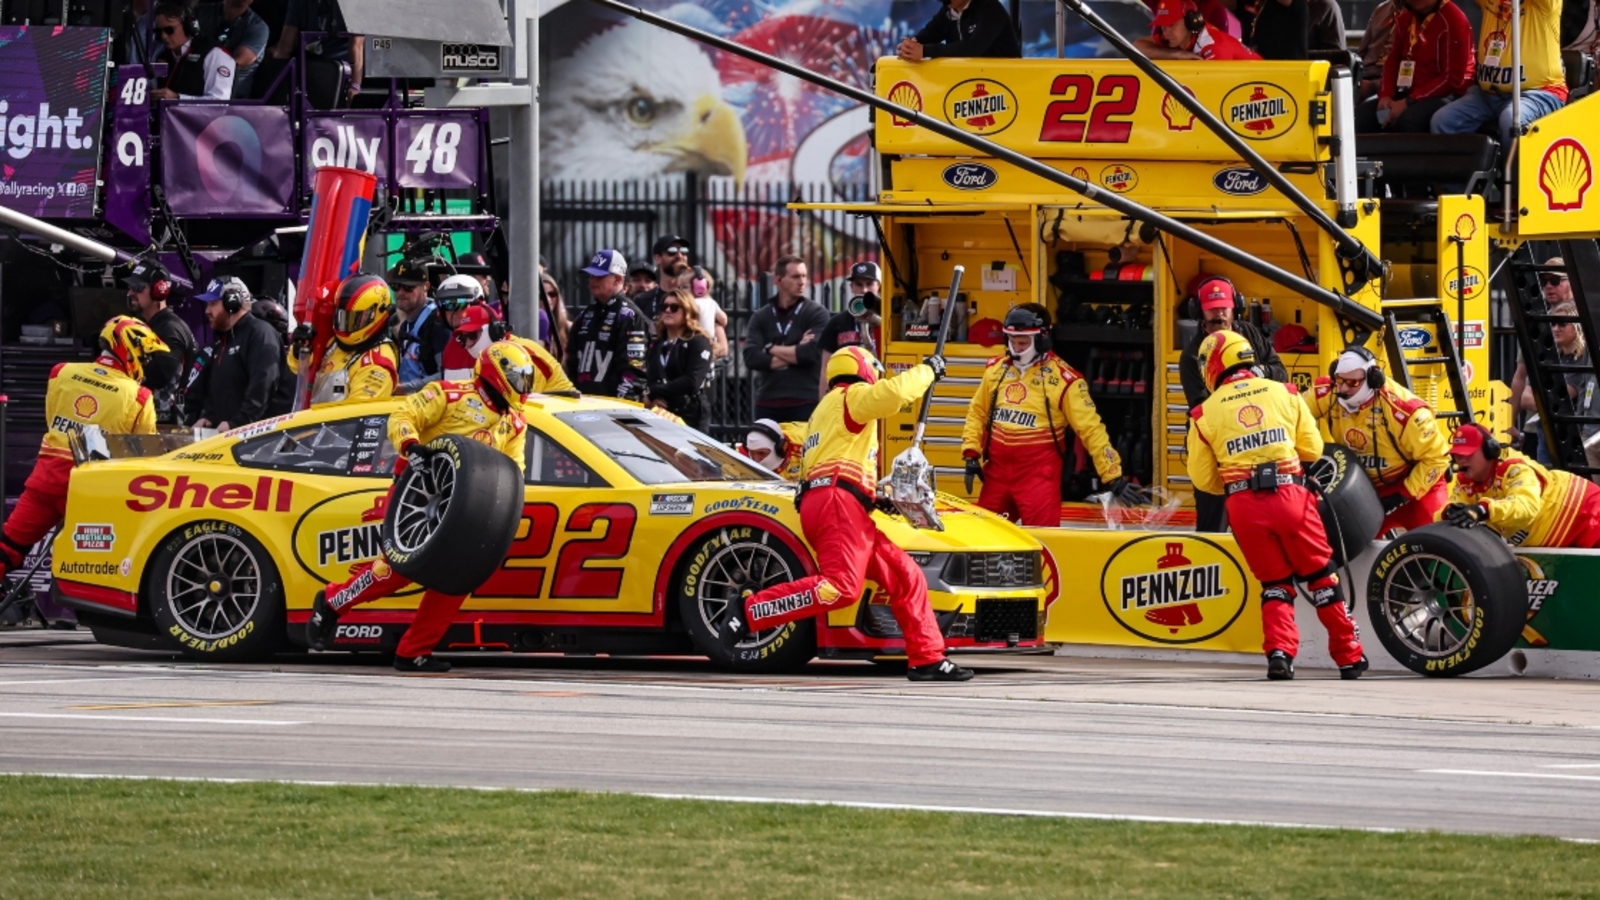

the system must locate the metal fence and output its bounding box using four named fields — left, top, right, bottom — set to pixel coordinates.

left=541, top=175, right=879, bottom=440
